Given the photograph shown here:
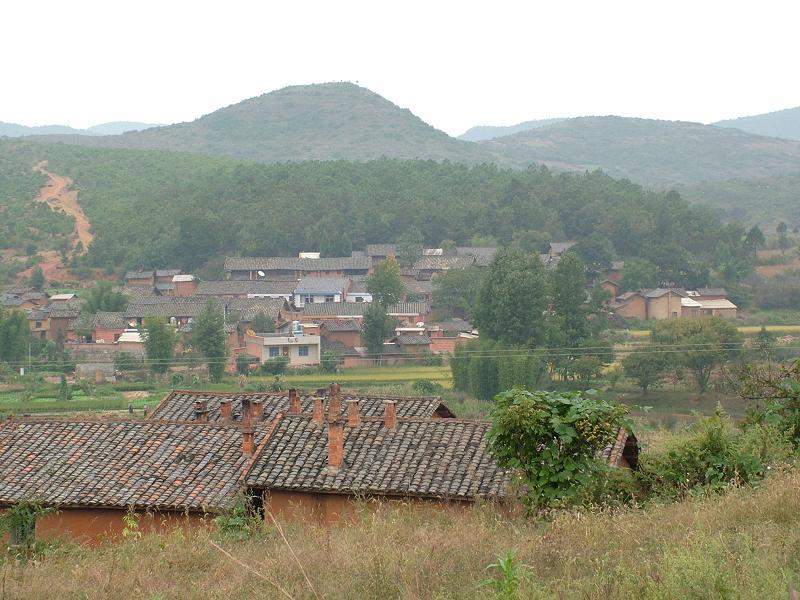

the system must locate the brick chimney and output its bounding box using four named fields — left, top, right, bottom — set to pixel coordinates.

left=383, top=400, right=397, bottom=429
left=328, top=383, right=342, bottom=420
left=327, top=420, right=344, bottom=470
left=346, top=399, right=360, bottom=427
left=316, top=388, right=326, bottom=397
left=220, top=400, right=232, bottom=422
left=288, top=388, right=301, bottom=414
left=251, top=400, right=264, bottom=422
left=312, top=397, right=325, bottom=424
left=240, top=398, right=252, bottom=426
left=194, top=399, right=209, bottom=423
left=241, top=426, right=255, bottom=456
